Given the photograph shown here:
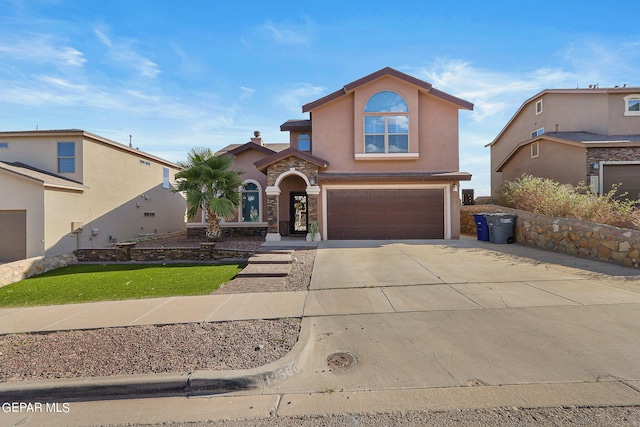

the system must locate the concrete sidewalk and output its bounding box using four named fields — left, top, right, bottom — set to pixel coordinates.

left=3, top=237, right=640, bottom=426
left=0, top=291, right=307, bottom=334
